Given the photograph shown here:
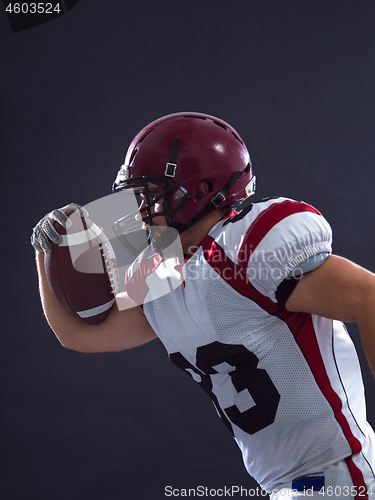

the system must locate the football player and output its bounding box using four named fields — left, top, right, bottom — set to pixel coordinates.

left=32, top=113, right=375, bottom=499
